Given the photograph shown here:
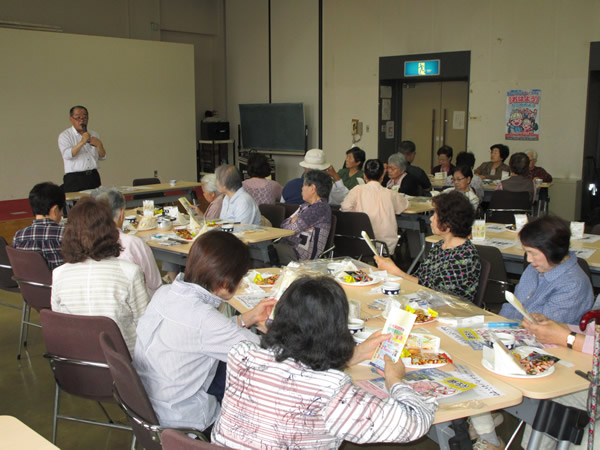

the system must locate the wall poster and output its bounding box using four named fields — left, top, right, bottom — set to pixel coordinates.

left=505, top=89, right=541, bottom=141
